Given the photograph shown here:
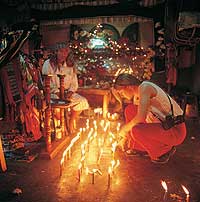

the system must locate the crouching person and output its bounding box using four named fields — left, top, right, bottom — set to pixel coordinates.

left=113, top=73, right=186, bottom=164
